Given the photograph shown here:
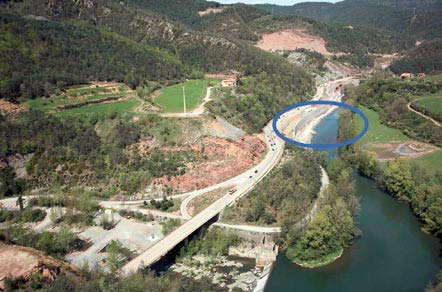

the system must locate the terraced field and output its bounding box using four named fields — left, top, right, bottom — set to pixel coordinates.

left=24, top=83, right=142, bottom=118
